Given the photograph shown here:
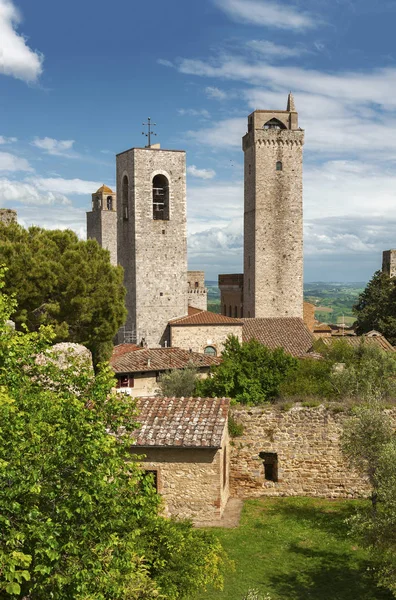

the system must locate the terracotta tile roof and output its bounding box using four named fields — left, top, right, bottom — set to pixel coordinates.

left=187, top=305, right=204, bottom=316
left=242, top=317, right=313, bottom=357
left=321, top=334, right=395, bottom=352
left=170, top=310, right=243, bottom=326
left=111, top=347, right=222, bottom=374
left=111, top=343, right=141, bottom=359
left=134, top=397, right=229, bottom=448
